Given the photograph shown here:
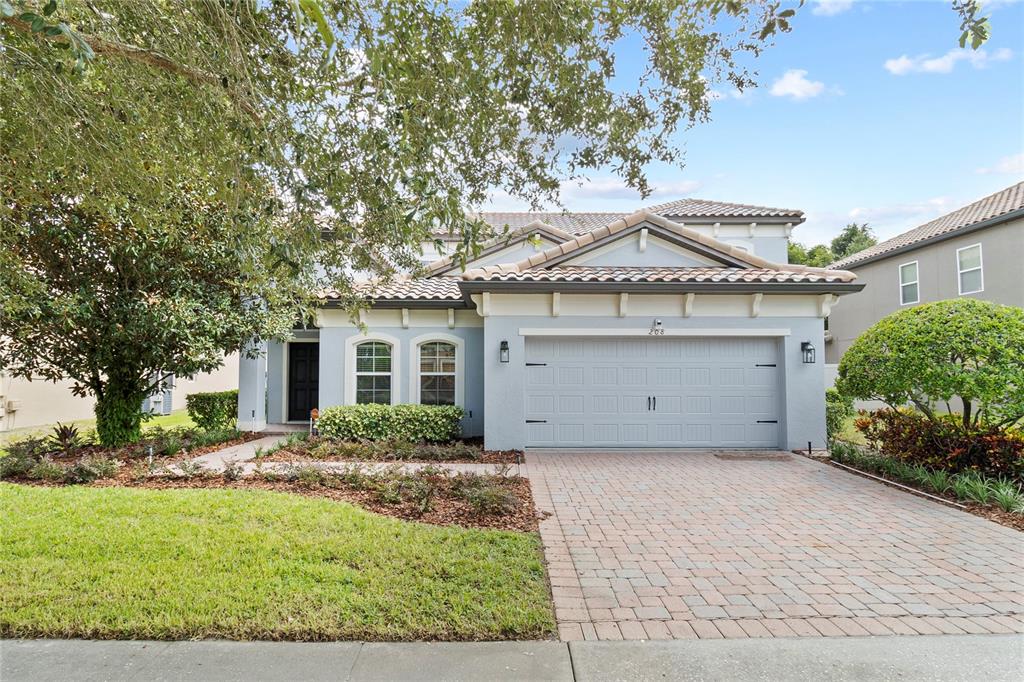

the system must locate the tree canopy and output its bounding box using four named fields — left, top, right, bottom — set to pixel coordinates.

left=788, top=222, right=877, bottom=267
left=837, top=299, right=1024, bottom=431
